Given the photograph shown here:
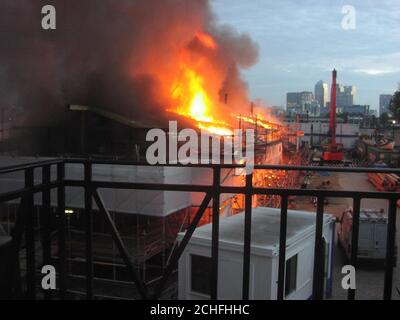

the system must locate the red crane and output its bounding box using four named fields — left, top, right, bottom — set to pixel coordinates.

left=322, top=69, right=344, bottom=161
